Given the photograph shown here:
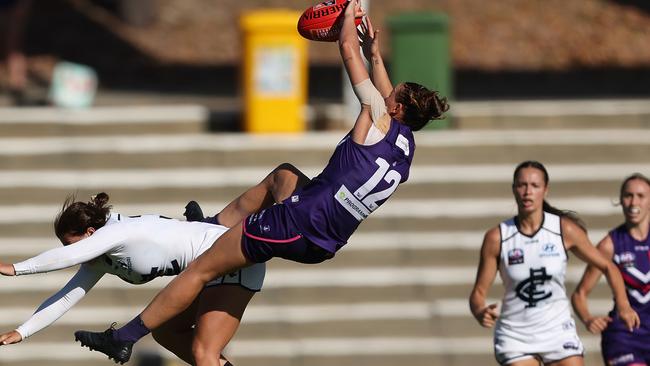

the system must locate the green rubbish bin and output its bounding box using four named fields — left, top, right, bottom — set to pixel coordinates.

left=387, top=12, right=451, bottom=129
